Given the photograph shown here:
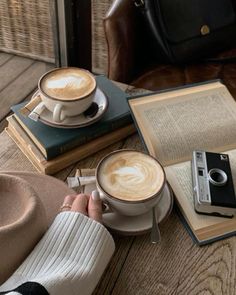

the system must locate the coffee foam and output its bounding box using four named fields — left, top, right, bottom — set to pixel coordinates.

left=41, top=68, right=96, bottom=100
left=98, top=151, right=165, bottom=201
